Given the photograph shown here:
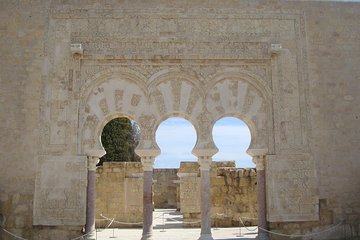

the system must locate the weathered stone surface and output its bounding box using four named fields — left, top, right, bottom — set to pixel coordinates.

left=33, top=156, right=87, bottom=226
left=95, top=162, right=143, bottom=228
left=178, top=162, right=257, bottom=228
left=212, top=167, right=257, bottom=227
left=1, top=0, right=360, bottom=238
left=153, top=169, right=178, bottom=209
